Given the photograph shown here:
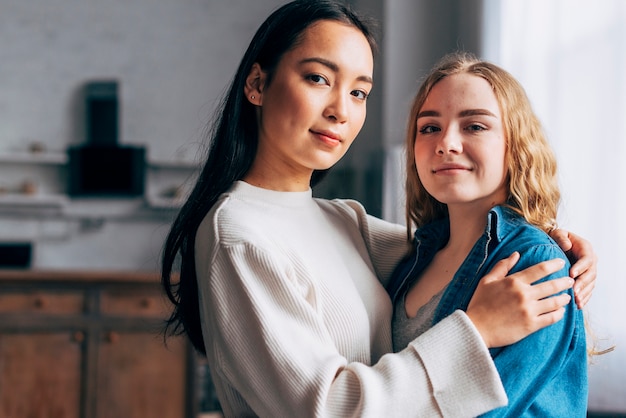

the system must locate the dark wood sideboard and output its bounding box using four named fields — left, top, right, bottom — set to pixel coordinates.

left=0, top=270, right=199, bottom=418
